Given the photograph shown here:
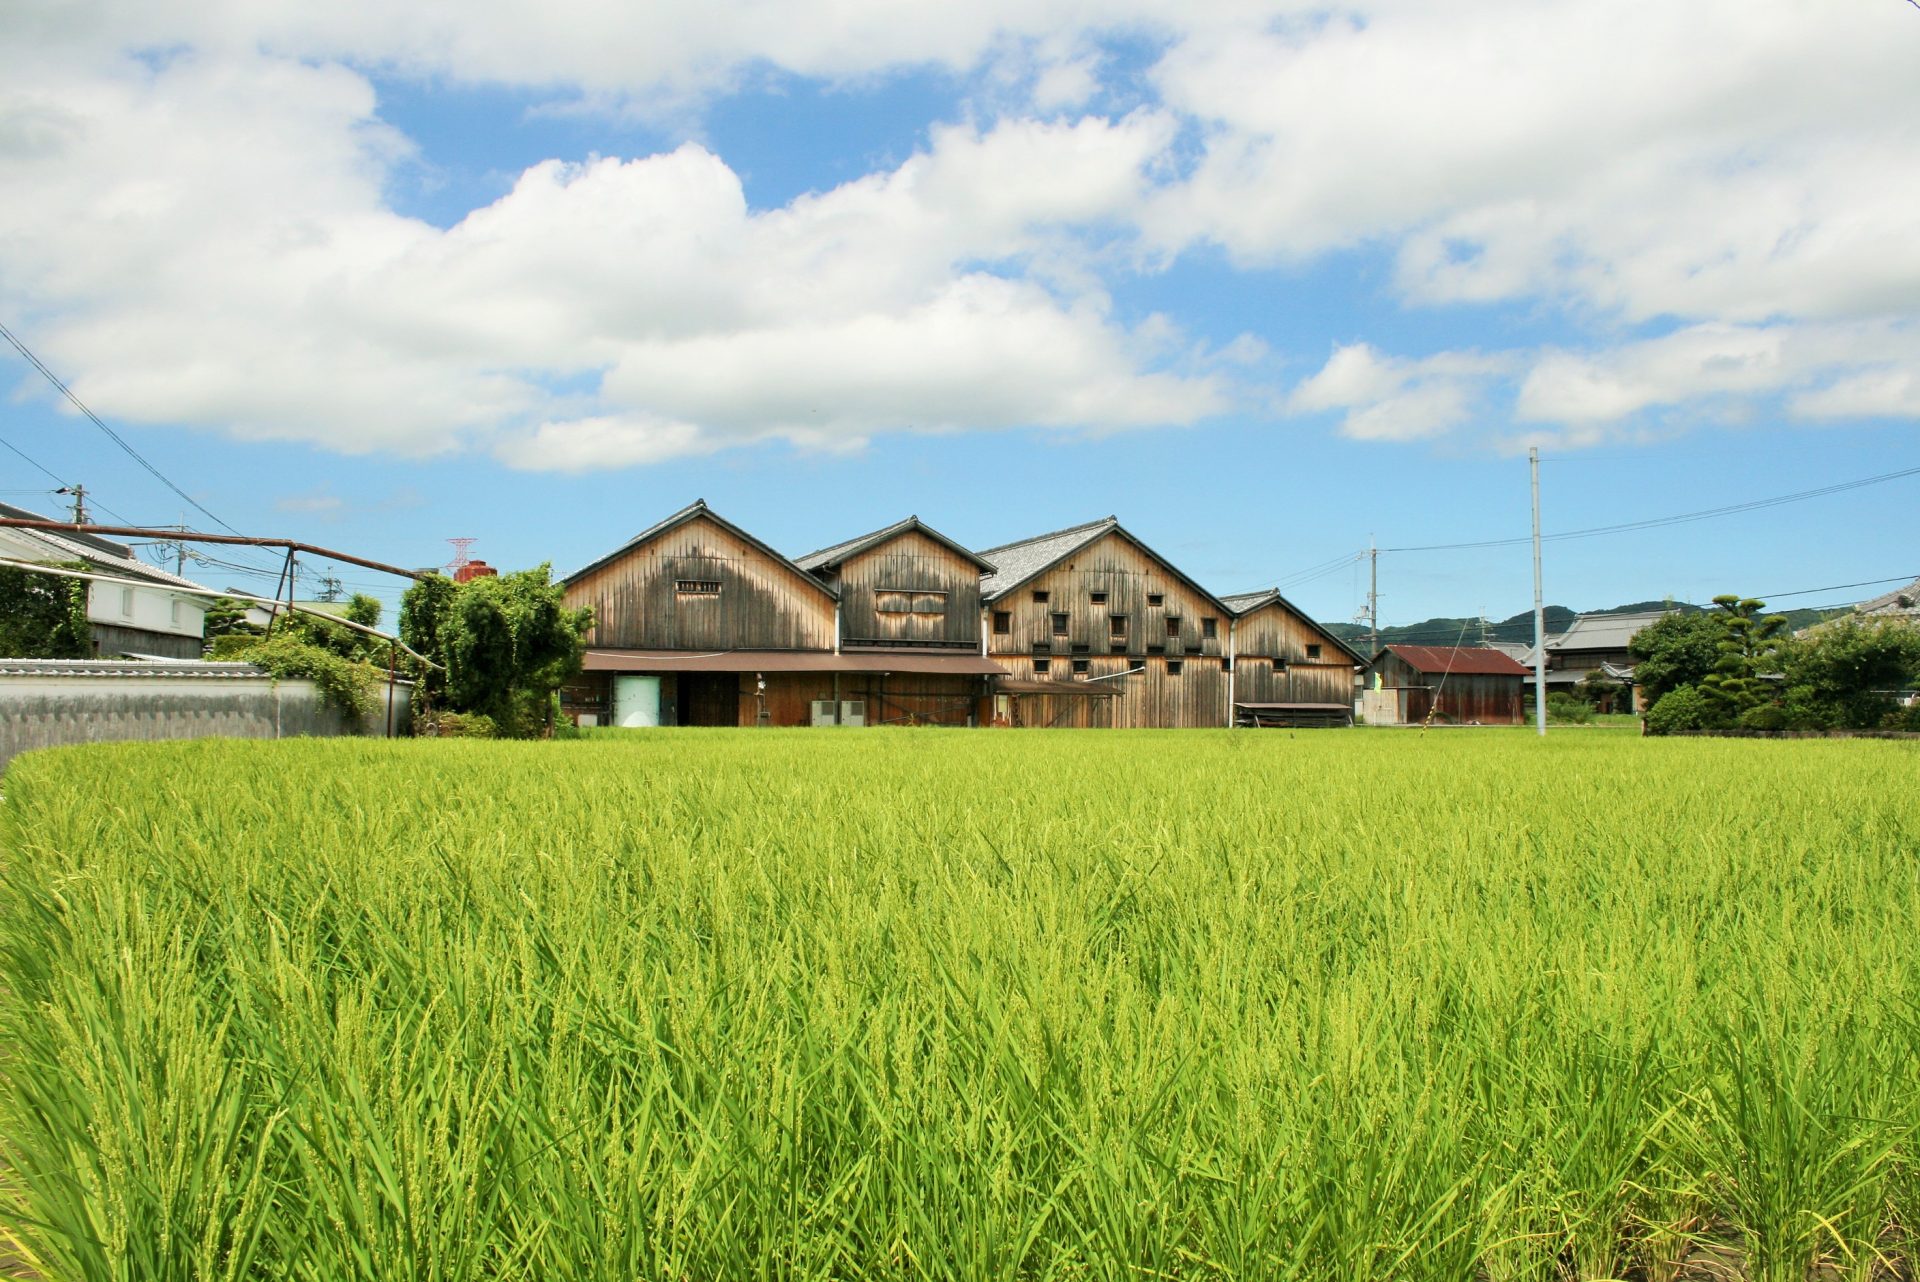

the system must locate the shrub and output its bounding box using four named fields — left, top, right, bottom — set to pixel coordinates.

left=1644, top=685, right=1716, bottom=735
left=1736, top=704, right=1786, bottom=732
left=216, top=633, right=381, bottom=721
left=416, top=710, right=497, bottom=738
left=1546, top=692, right=1593, bottom=724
